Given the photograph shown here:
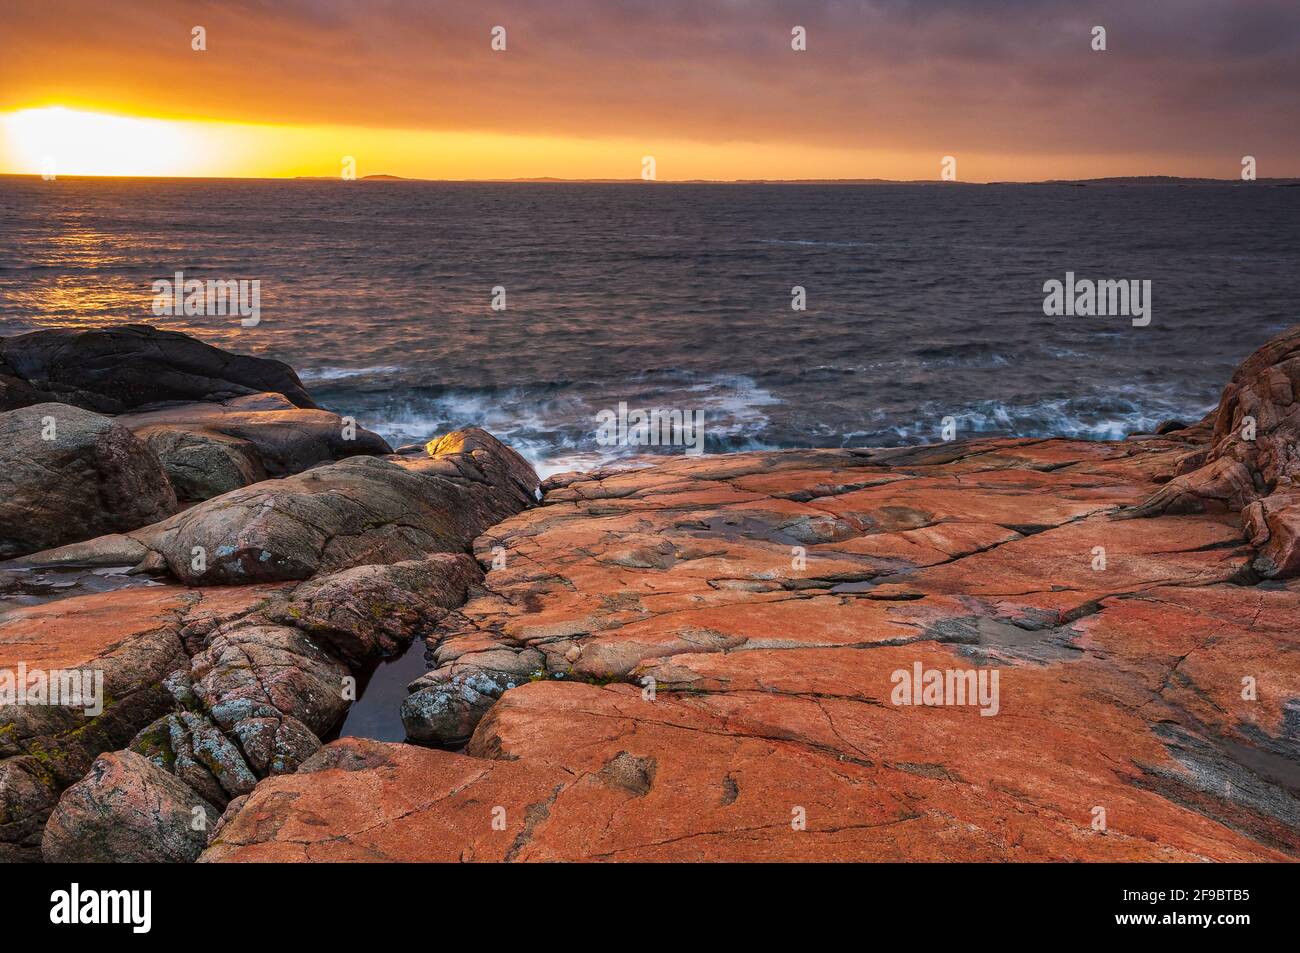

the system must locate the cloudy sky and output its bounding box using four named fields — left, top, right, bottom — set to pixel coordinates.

left=1, top=0, right=1297, bottom=179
